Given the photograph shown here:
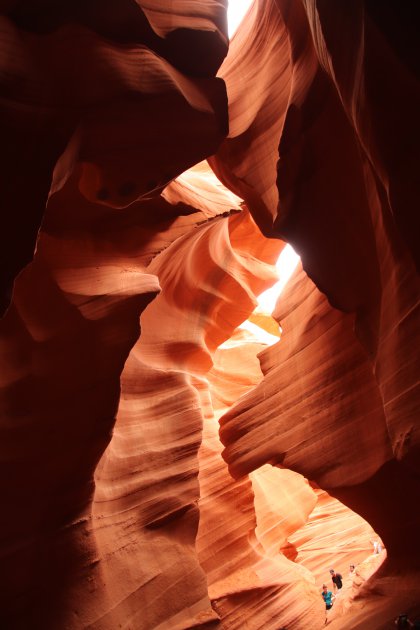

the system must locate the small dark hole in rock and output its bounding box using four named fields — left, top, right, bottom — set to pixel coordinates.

left=118, top=182, right=137, bottom=197
left=96, top=187, right=109, bottom=200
